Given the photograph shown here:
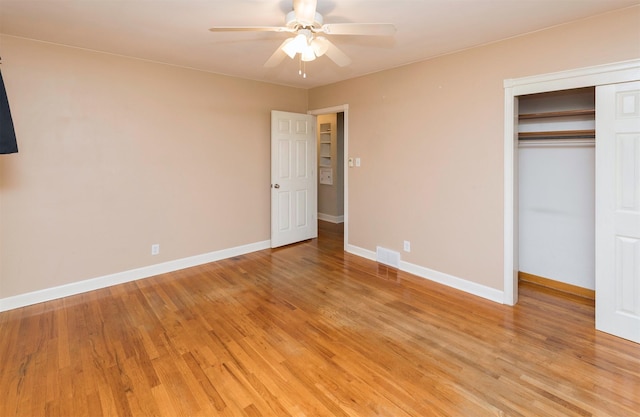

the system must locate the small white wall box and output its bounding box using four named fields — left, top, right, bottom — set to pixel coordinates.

left=320, top=167, right=333, bottom=185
